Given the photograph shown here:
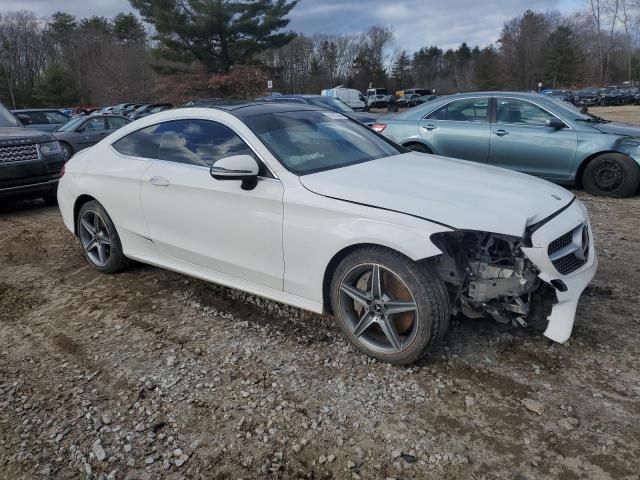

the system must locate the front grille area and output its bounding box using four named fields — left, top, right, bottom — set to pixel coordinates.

left=0, top=144, right=39, bottom=163
left=548, top=230, right=573, bottom=255
left=47, top=161, right=65, bottom=173
left=548, top=224, right=590, bottom=275
left=552, top=253, right=588, bottom=275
